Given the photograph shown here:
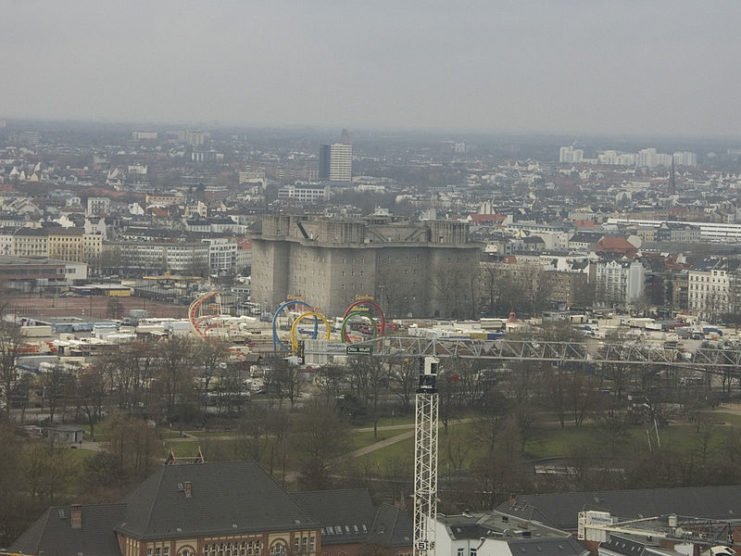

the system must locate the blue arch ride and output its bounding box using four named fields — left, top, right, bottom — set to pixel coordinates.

left=272, top=300, right=319, bottom=353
